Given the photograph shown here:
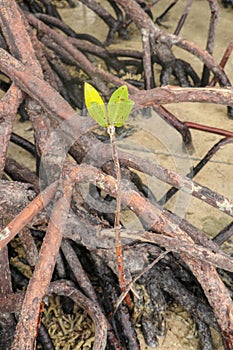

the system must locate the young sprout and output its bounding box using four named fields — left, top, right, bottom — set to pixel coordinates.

left=84, top=82, right=134, bottom=129
left=84, top=82, right=134, bottom=307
